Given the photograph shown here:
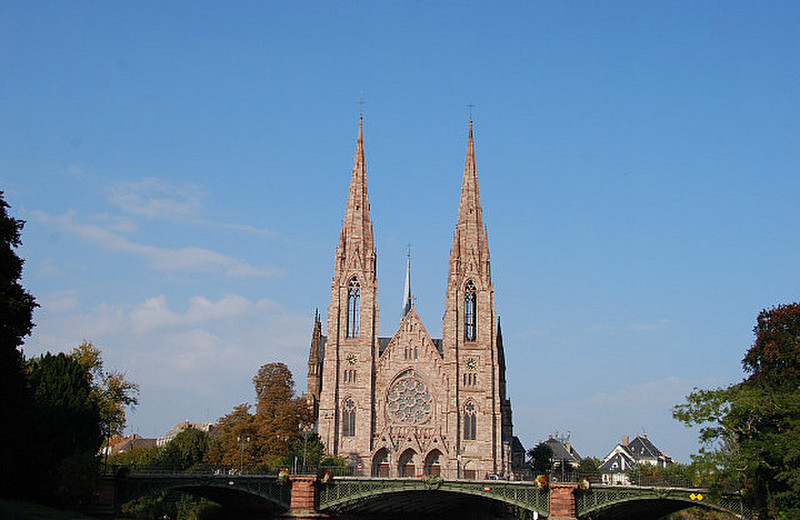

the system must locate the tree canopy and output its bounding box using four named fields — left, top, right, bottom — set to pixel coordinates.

left=25, top=353, right=104, bottom=506
left=0, top=191, right=38, bottom=497
left=71, top=341, right=140, bottom=438
left=527, top=442, right=554, bottom=474
left=674, top=302, right=800, bottom=518
left=207, top=362, right=315, bottom=470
